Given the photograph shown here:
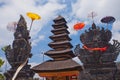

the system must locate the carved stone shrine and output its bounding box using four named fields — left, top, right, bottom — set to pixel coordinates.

left=74, top=22, right=120, bottom=80
left=4, top=15, right=34, bottom=80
